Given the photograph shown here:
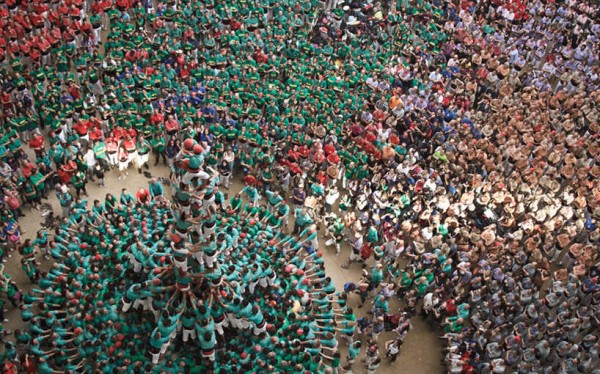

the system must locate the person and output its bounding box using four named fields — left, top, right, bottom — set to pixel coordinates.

left=135, top=135, right=151, bottom=173
left=239, top=184, right=260, bottom=208
left=120, top=188, right=136, bottom=205
left=367, top=356, right=381, bottom=374
left=384, top=338, right=402, bottom=363
left=4, top=0, right=600, bottom=372
left=3, top=188, right=24, bottom=221
left=70, top=169, right=88, bottom=197
left=136, top=188, right=151, bottom=204
left=106, top=137, right=119, bottom=168
left=149, top=178, right=164, bottom=198
left=93, top=162, right=106, bottom=187
left=345, top=340, right=362, bottom=369
left=117, top=145, right=130, bottom=180
left=218, top=160, right=232, bottom=190
left=57, top=186, right=73, bottom=218
left=222, top=146, right=235, bottom=170
left=93, top=139, right=109, bottom=170
left=166, top=138, right=180, bottom=170
left=151, top=134, right=167, bottom=167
